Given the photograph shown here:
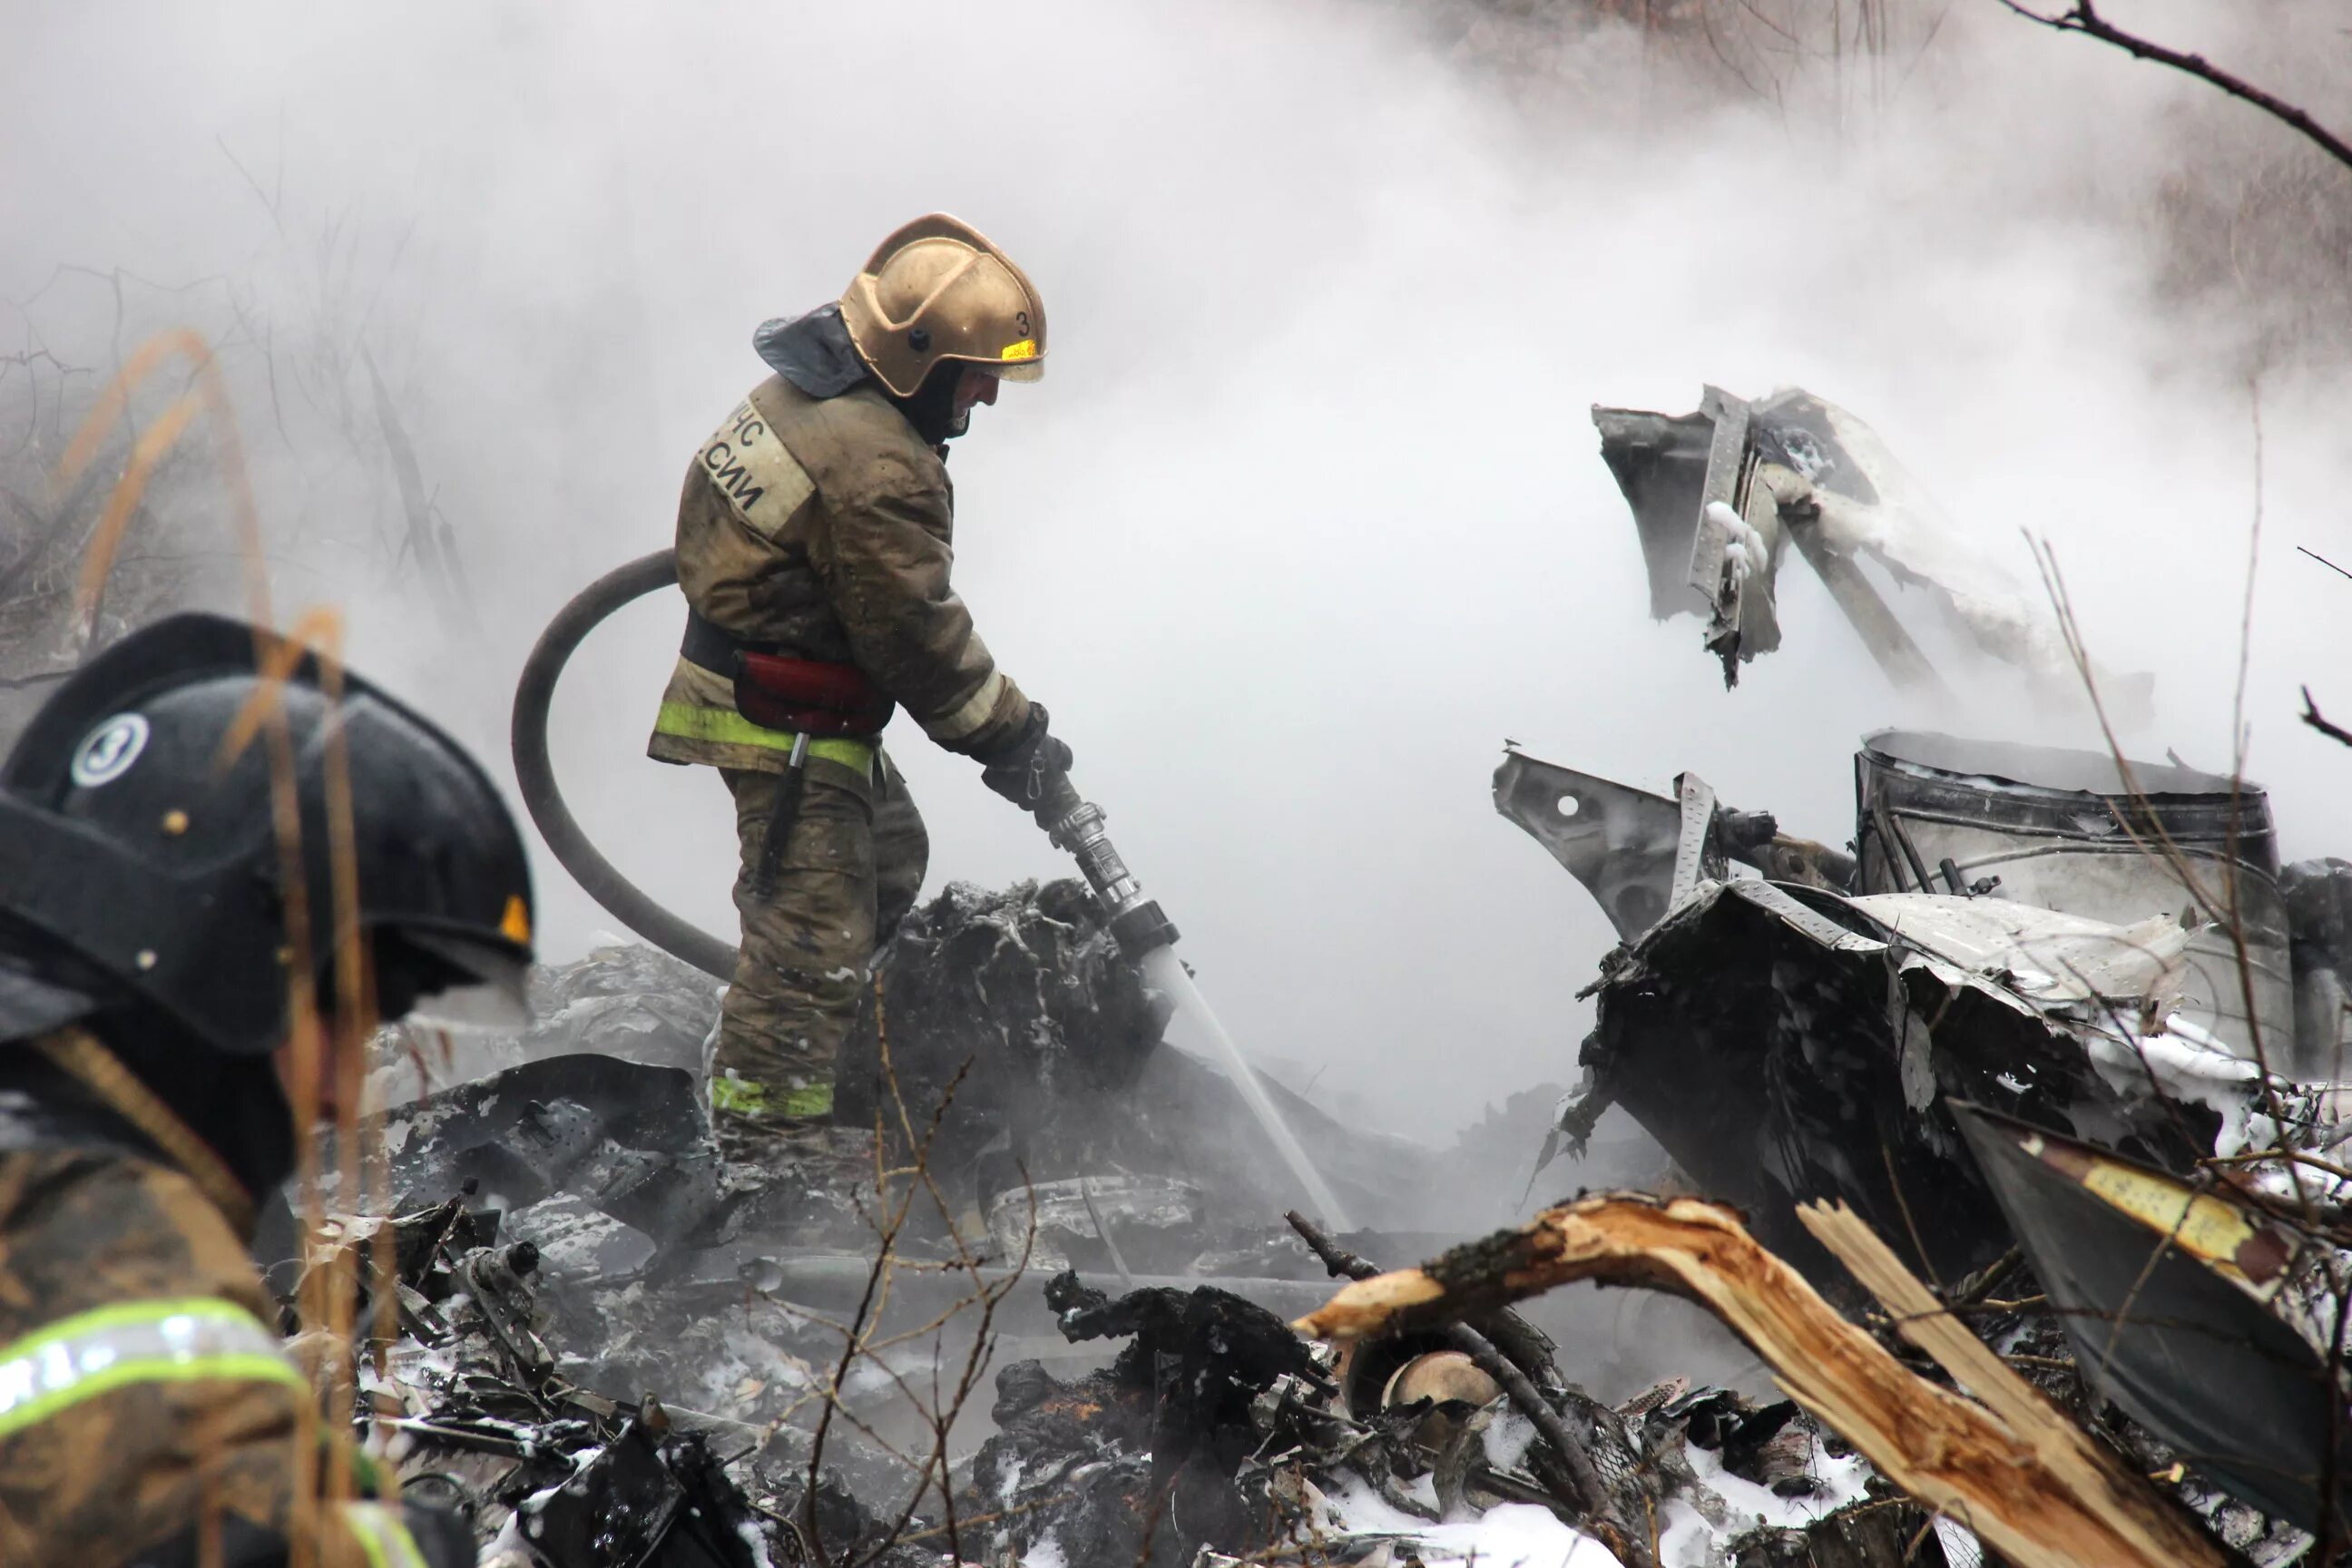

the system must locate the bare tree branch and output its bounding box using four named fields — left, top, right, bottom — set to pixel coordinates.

left=2304, top=685, right=2352, bottom=749
left=2301, top=544, right=2352, bottom=583
left=1992, top=0, right=2352, bottom=173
